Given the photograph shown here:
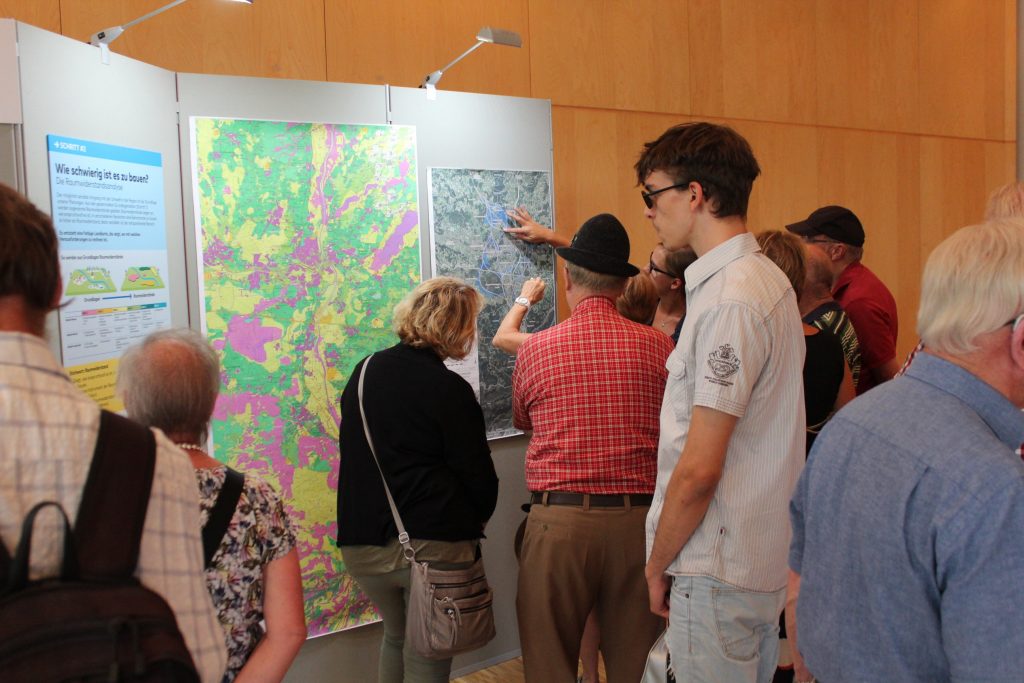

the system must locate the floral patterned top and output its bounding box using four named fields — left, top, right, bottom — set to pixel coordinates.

left=196, top=467, right=298, bottom=682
